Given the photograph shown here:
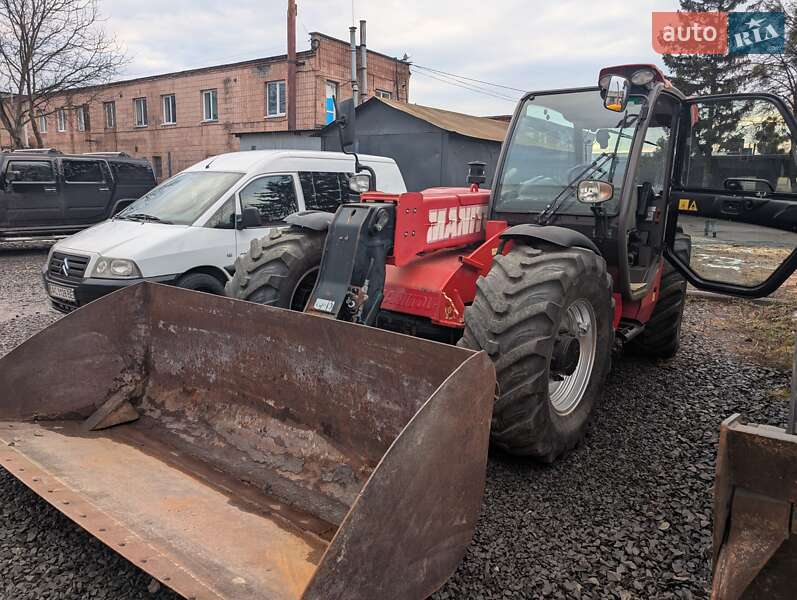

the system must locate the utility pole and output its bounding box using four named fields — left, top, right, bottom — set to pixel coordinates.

left=287, top=0, right=297, bottom=131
